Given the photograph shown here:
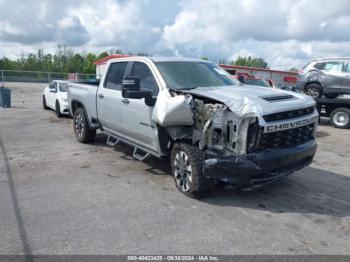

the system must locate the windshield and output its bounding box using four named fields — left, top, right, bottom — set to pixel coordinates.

left=243, top=78, right=271, bottom=87
left=155, top=61, right=240, bottom=90
left=59, top=83, right=68, bottom=92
